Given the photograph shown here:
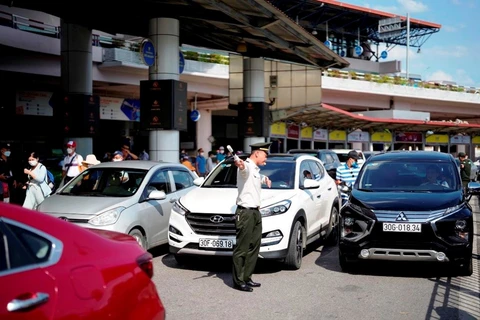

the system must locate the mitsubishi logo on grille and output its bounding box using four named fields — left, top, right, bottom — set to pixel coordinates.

left=396, top=212, right=408, bottom=221
left=210, top=215, right=224, bottom=223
